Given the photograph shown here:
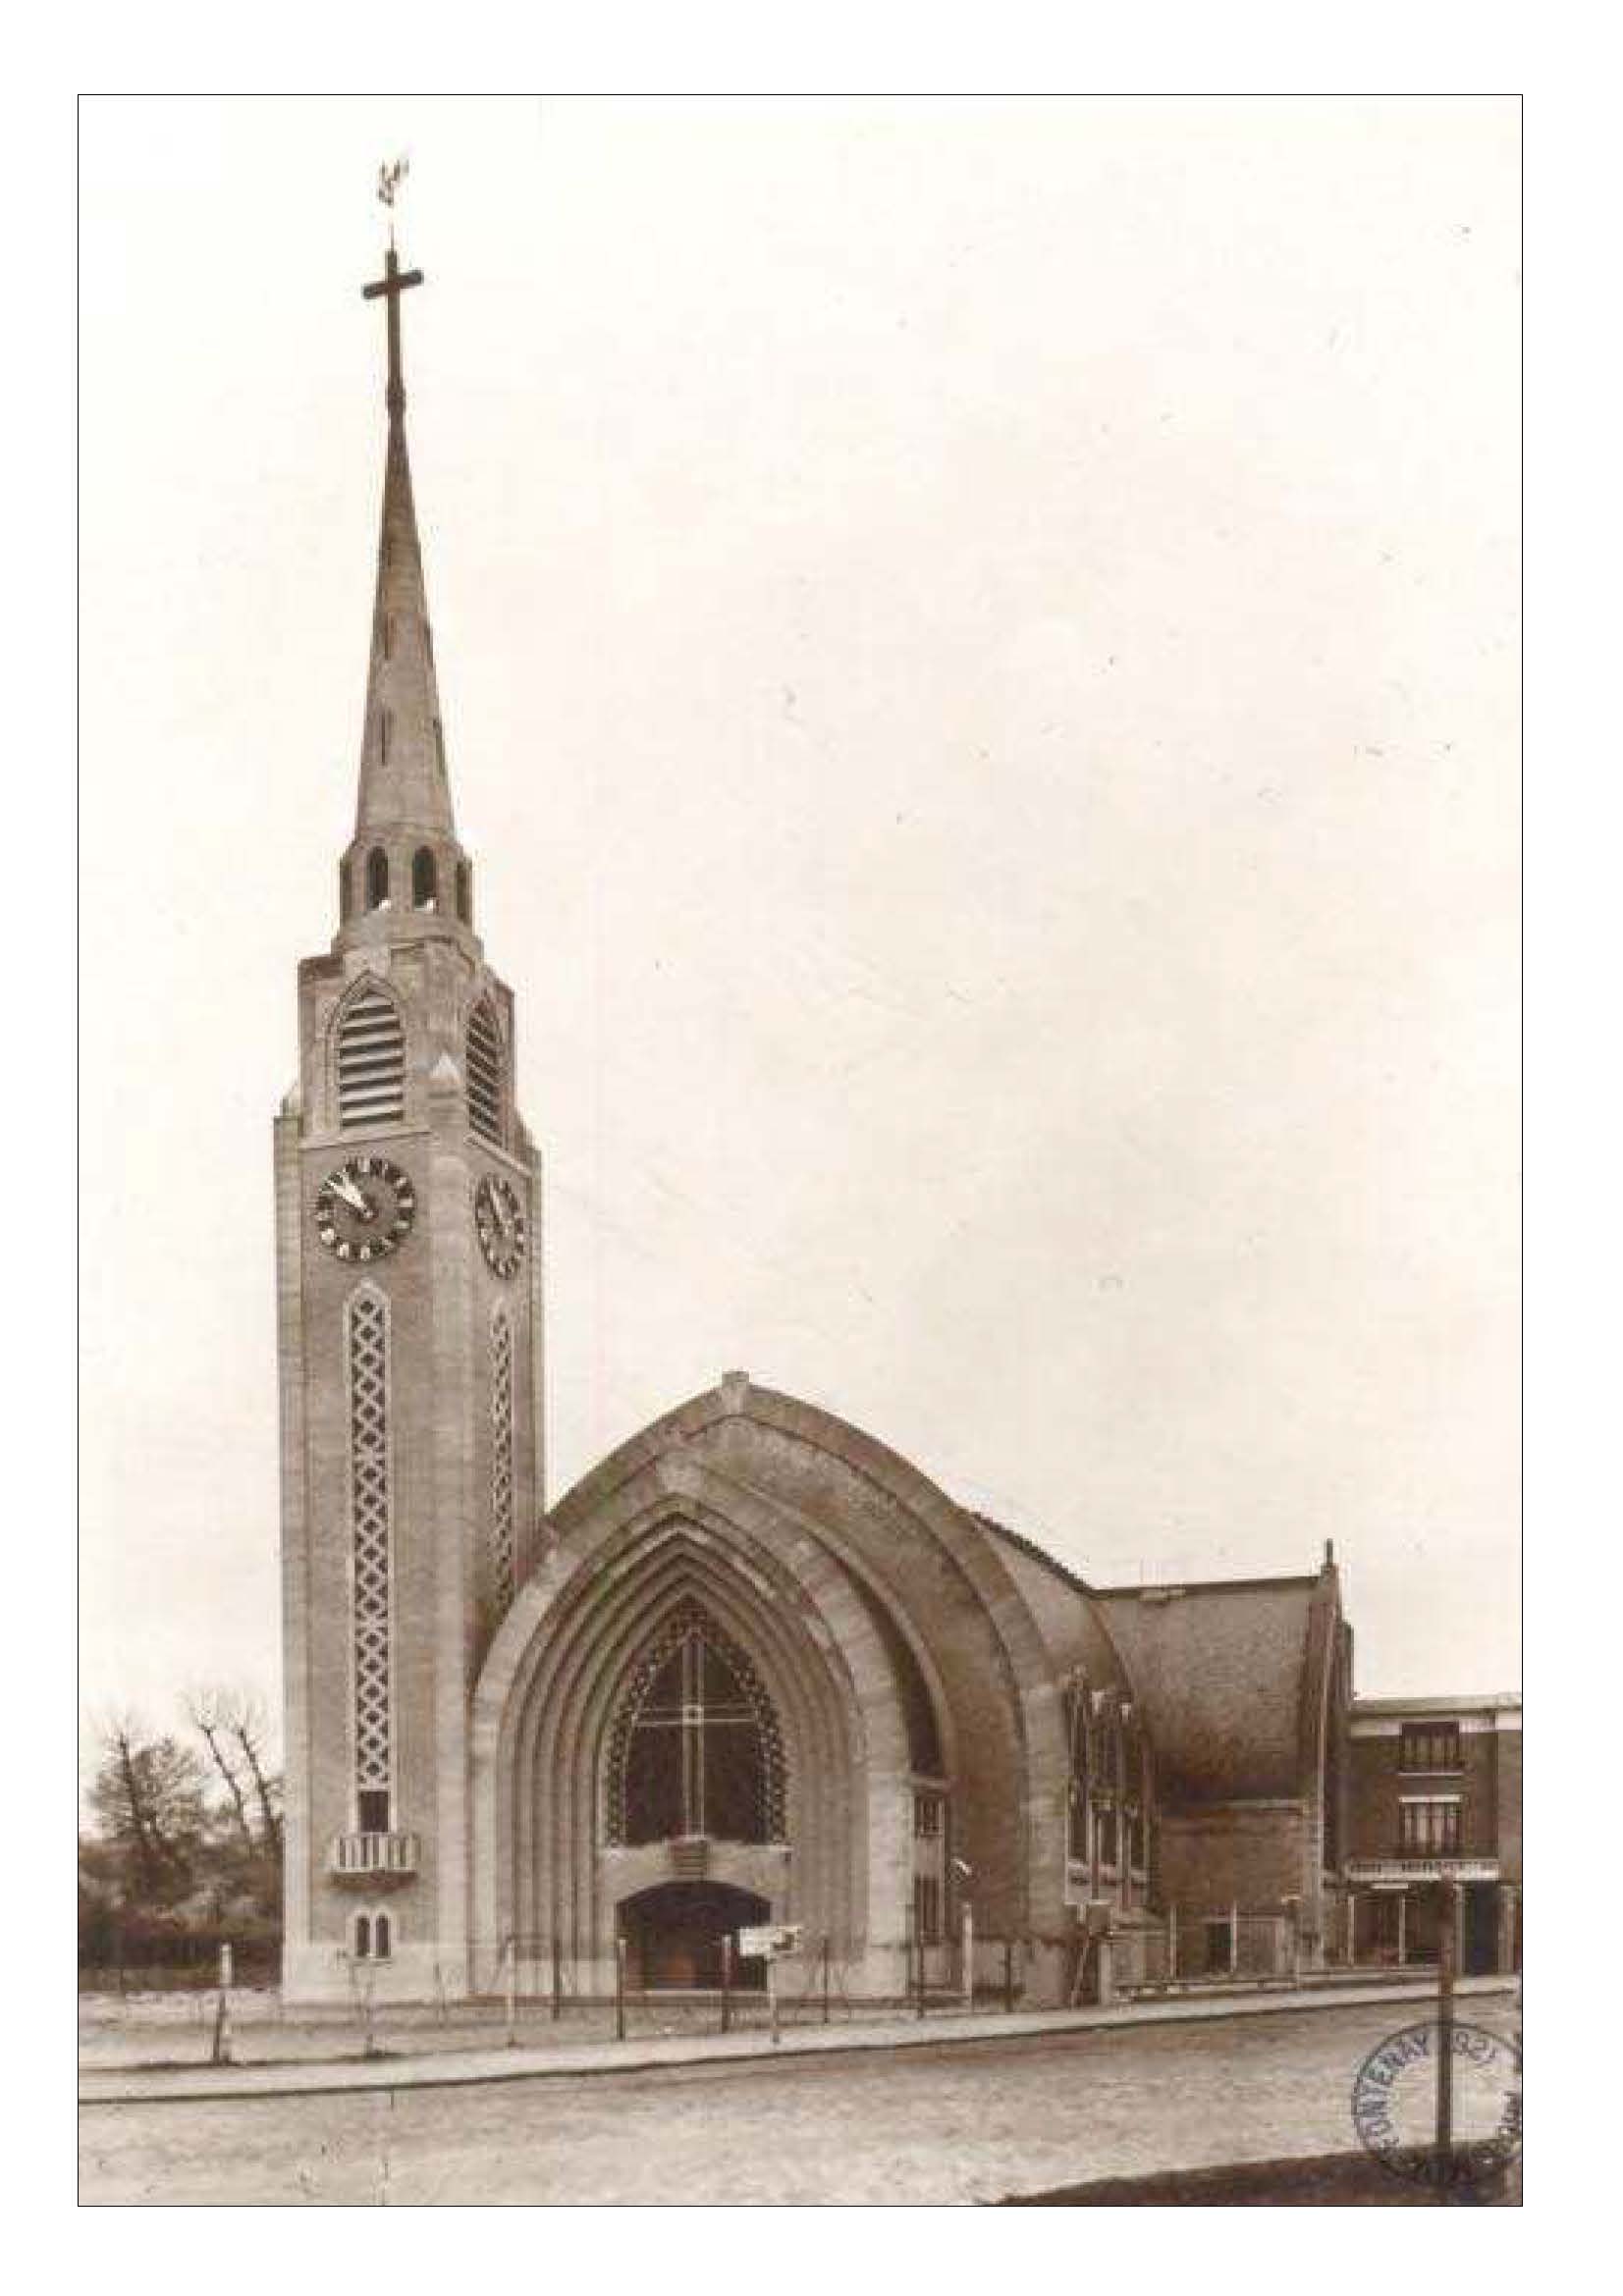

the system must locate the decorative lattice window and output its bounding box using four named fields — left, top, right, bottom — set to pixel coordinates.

left=337, top=985, right=406, bottom=1128
left=466, top=998, right=505, bottom=1147
left=490, top=1304, right=514, bottom=1615
left=605, top=1600, right=785, bottom=1846
left=348, top=1289, right=393, bottom=1829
